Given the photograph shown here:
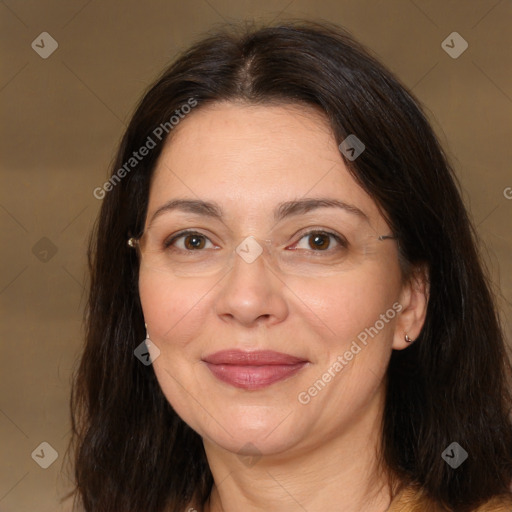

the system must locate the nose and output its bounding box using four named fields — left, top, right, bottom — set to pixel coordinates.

left=213, top=241, right=289, bottom=328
